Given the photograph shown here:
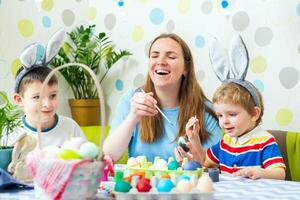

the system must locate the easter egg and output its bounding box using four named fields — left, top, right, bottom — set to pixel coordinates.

left=177, top=179, right=192, bottom=193
left=127, top=157, right=139, bottom=167
left=183, top=161, right=201, bottom=171
left=153, top=159, right=168, bottom=170
left=136, top=178, right=152, bottom=192
left=178, top=175, right=190, bottom=182
left=178, top=136, right=189, bottom=152
left=61, top=137, right=86, bottom=151
left=168, top=160, right=180, bottom=170
left=58, top=149, right=81, bottom=160
left=78, top=142, right=99, bottom=159
left=156, top=179, right=175, bottom=192
left=197, top=175, right=214, bottom=192
left=114, top=180, right=132, bottom=193
left=43, top=145, right=61, bottom=158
